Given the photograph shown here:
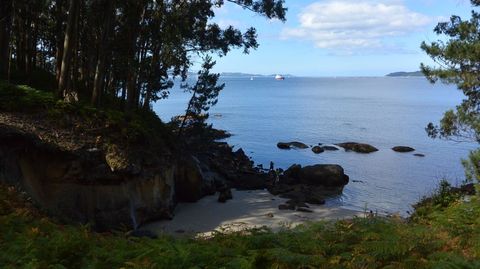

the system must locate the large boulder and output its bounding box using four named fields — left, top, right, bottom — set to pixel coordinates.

left=312, top=146, right=324, bottom=154
left=336, top=142, right=378, bottom=153
left=284, top=164, right=302, bottom=179
left=299, top=164, right=349, bottom=187
left=392, top=146, right=415, bottom=153
left=277, top=141, right=309, bottom=150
